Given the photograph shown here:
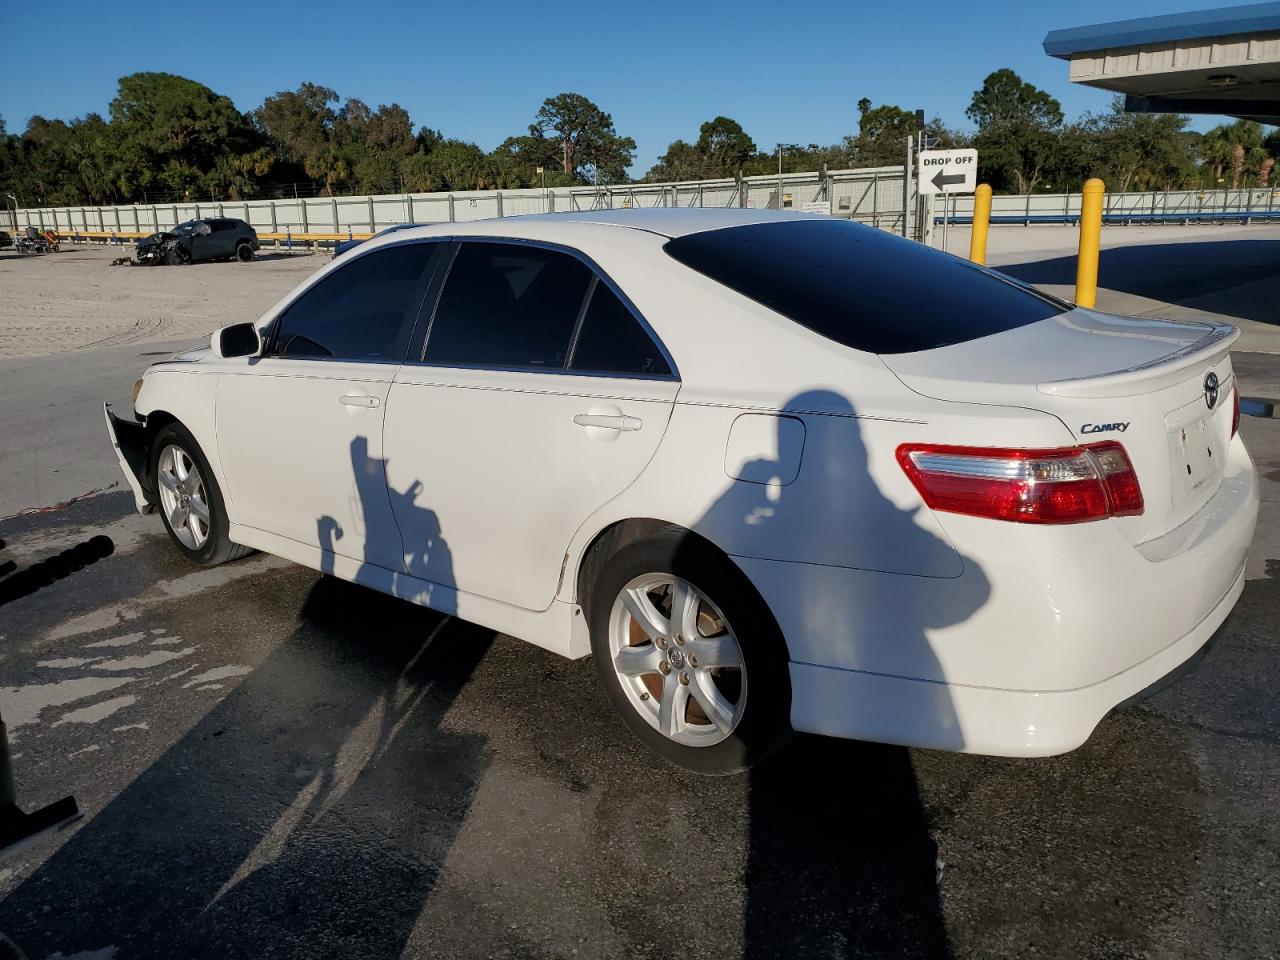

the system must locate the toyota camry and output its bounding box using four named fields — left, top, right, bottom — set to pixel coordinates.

left=105, top=209, right=1258, bottom=774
